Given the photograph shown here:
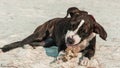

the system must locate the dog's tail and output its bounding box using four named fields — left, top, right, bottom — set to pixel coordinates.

left=0, top=33, right=37, bottom=52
